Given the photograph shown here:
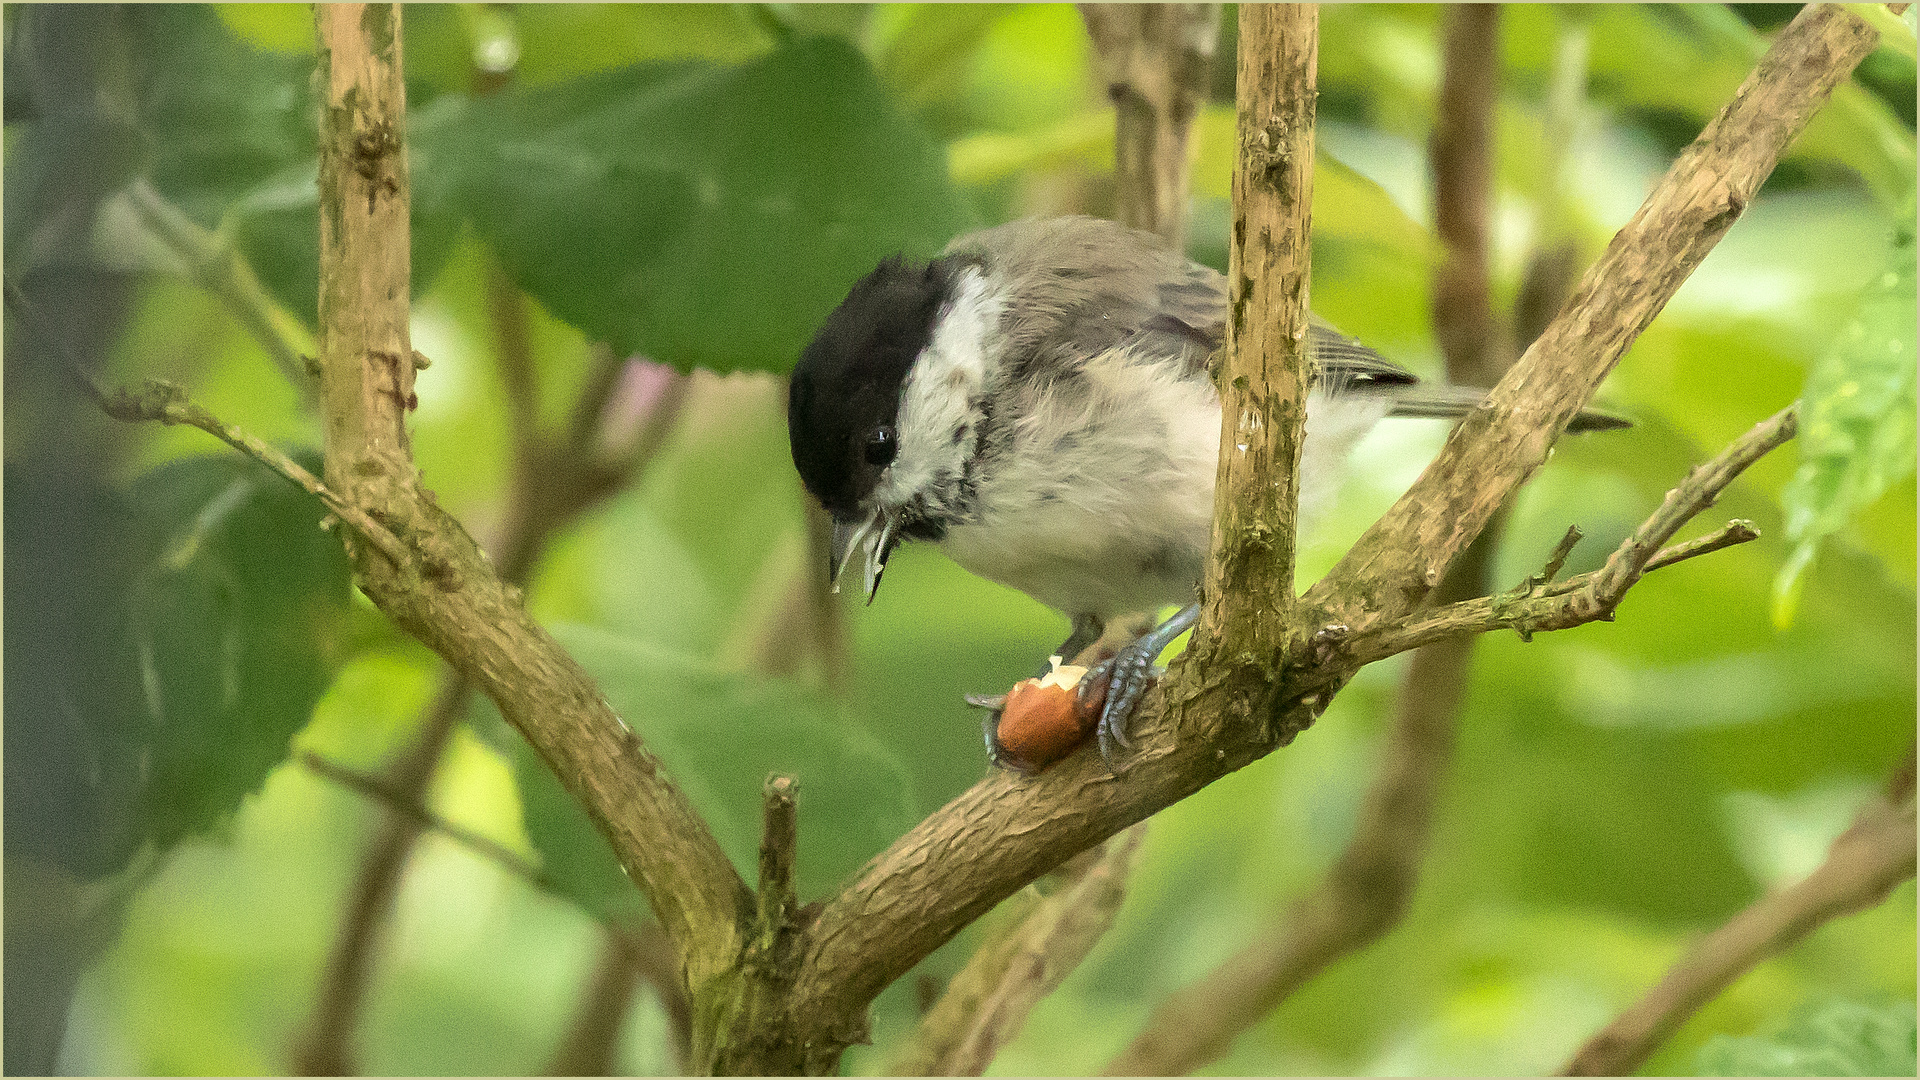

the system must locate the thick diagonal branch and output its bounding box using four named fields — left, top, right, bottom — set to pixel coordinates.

left=1299, top=3, right=1881, bottom=635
